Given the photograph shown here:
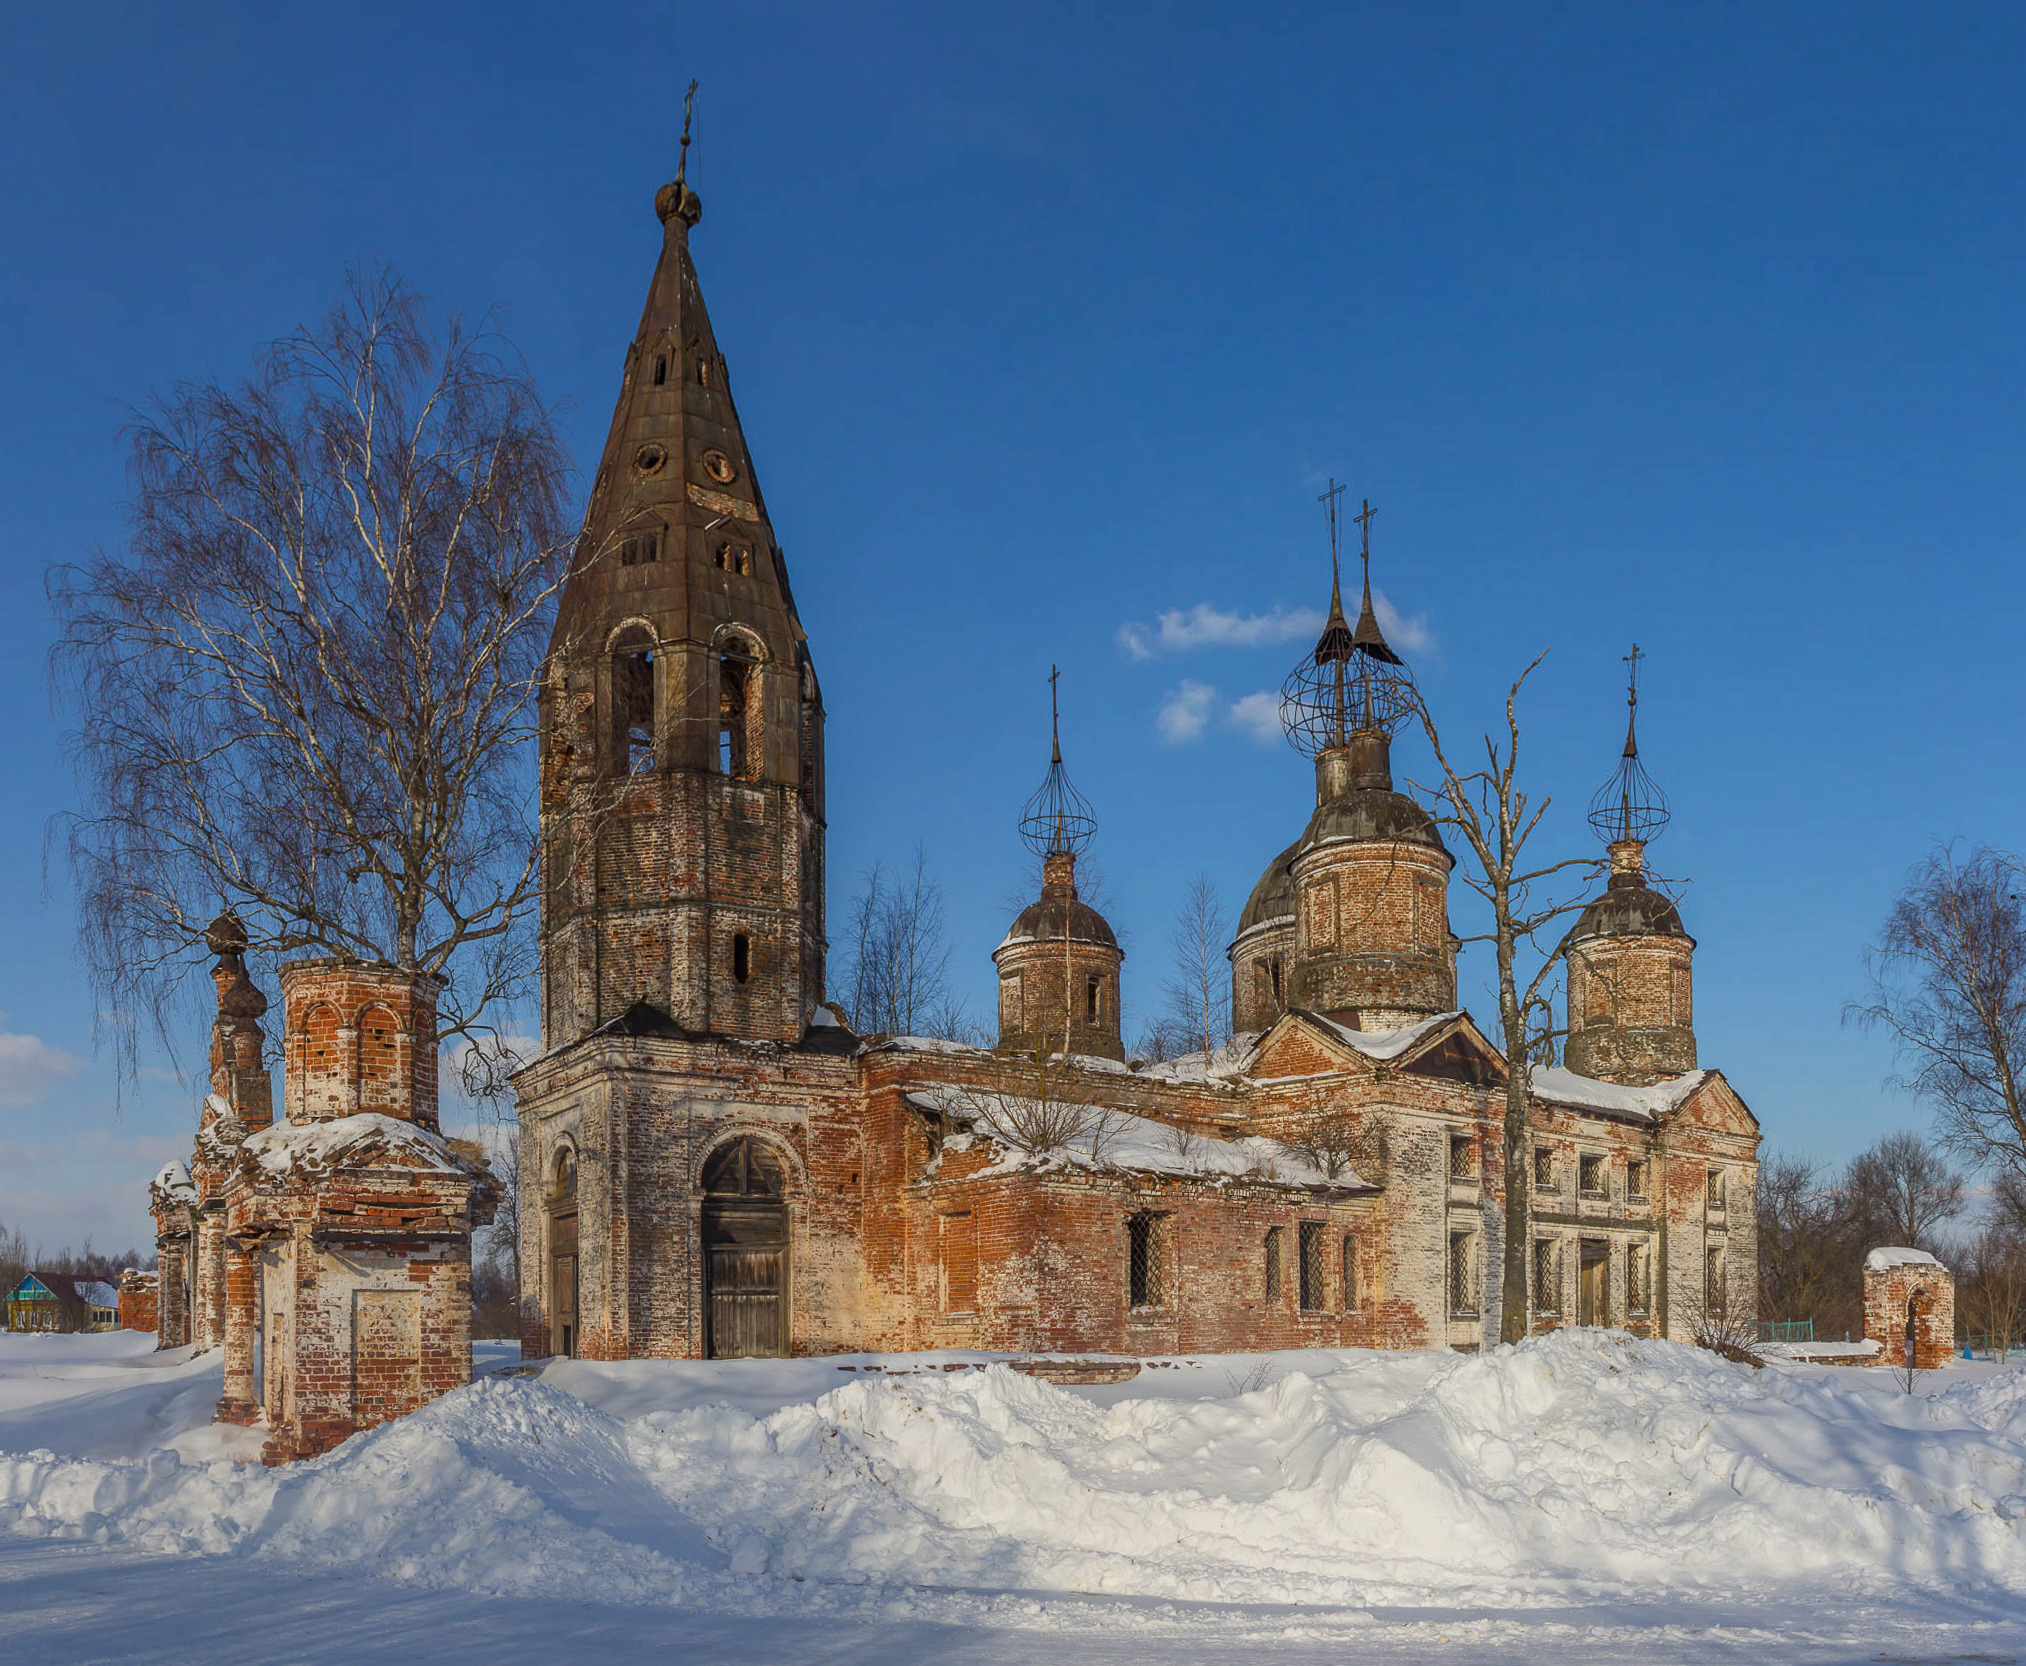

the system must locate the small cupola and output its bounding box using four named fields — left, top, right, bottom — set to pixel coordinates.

left=1564, top=646, right=1698, bottom=1084
left=993, top=668, right=1125, bottom=1061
